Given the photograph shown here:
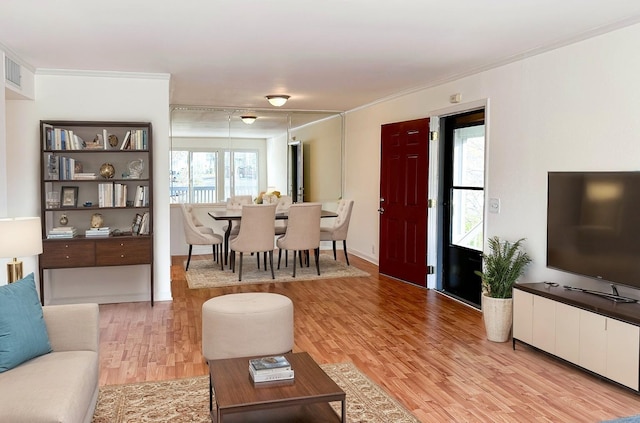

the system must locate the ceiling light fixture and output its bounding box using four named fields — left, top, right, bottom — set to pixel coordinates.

left=265, top=95, right=290, bottom=107
left=241, top=115, right=257, bottom=124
